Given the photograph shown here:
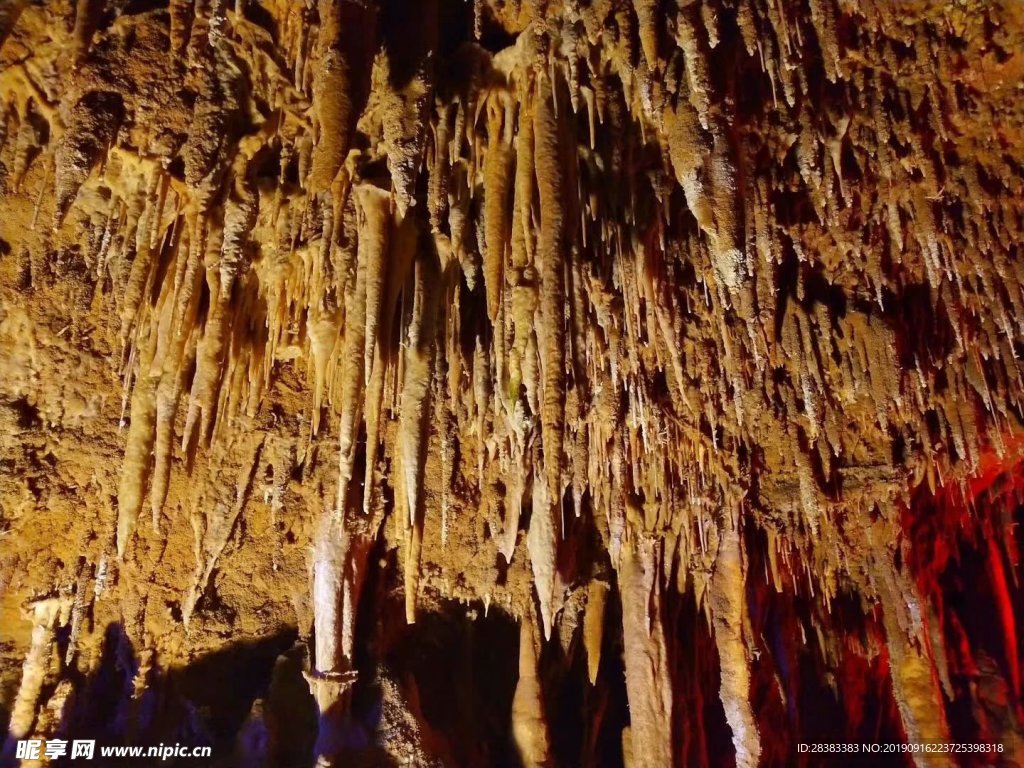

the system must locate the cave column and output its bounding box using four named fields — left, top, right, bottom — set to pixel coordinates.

left=852, top=502, right=950, bottom=768
left=617, top=535, right=674, bottom=768
left=876, top=556, right=951, bottom=768
left=308, top=512, right=360, bottom=768
left=709, top=519, right=760, bottom=768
